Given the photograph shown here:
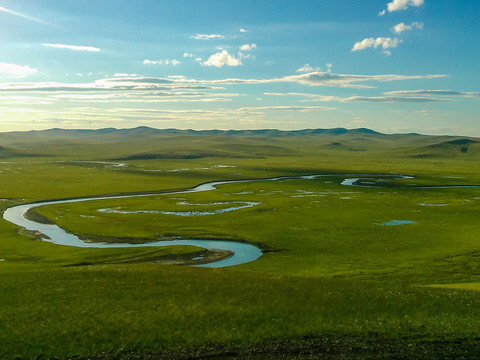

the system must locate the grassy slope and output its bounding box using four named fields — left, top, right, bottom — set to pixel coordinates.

left=1, top=128, right=480, bottom=359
